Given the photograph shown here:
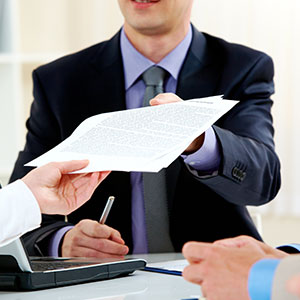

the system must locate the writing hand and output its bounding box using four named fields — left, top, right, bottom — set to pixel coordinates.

left=62, top=219, right=129, bottom=258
